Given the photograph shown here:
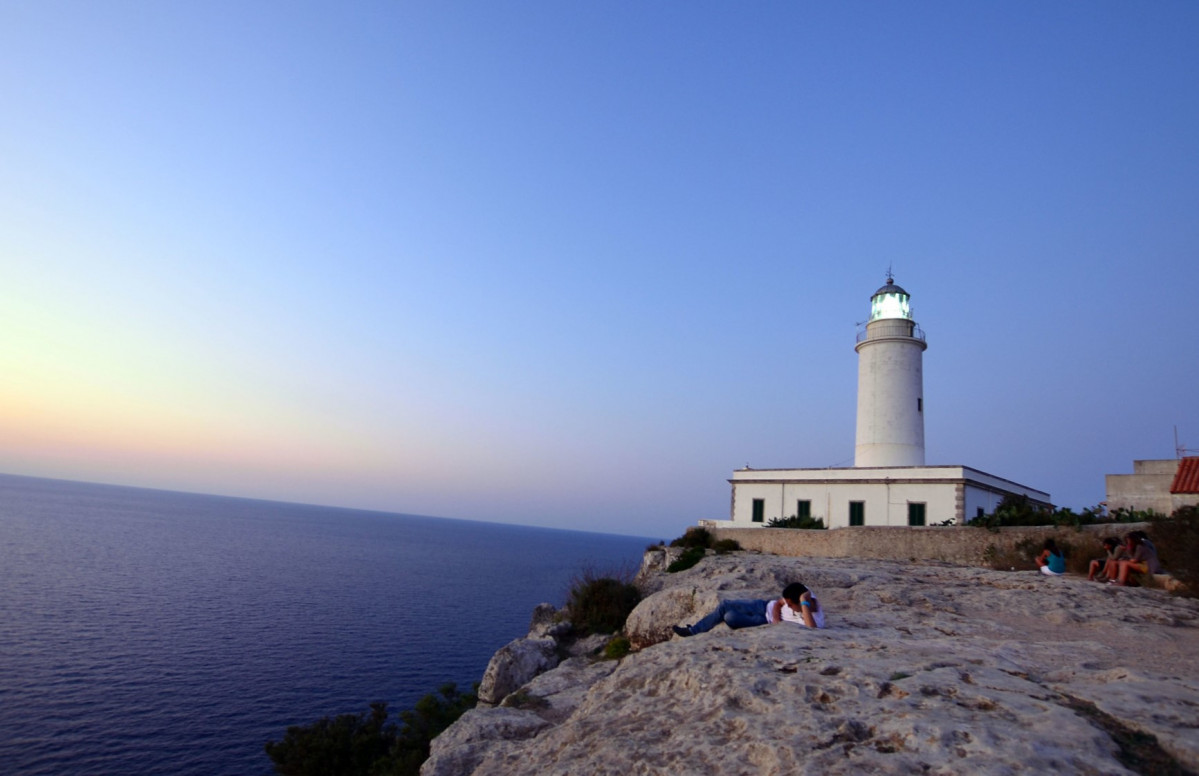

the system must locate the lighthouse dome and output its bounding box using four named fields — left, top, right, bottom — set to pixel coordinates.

left=872, top=280, right=908, bottom=298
